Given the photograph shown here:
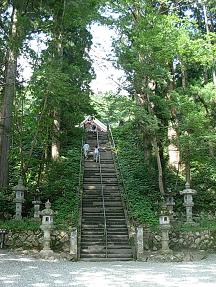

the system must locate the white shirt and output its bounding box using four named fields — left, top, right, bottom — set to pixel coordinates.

left=83, top=144, right=90, bottom=151
left=94, top=147, right=99, bottom=154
